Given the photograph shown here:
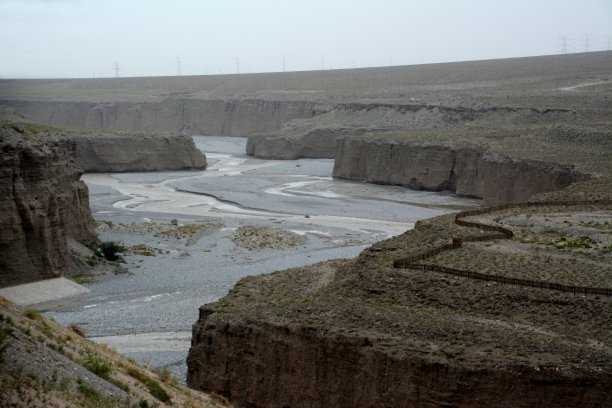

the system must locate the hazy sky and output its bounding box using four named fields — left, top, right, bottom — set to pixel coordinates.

left=0, top=0, right=610, bottom=78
